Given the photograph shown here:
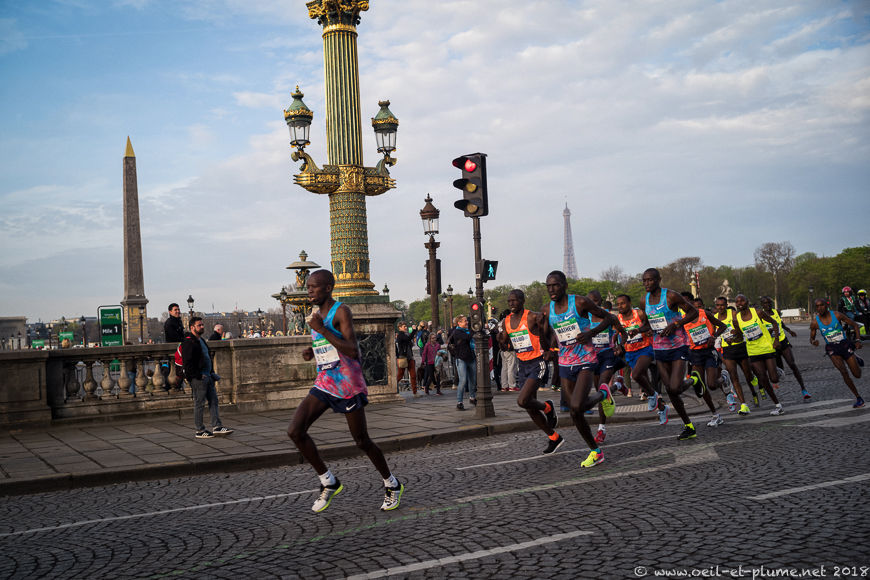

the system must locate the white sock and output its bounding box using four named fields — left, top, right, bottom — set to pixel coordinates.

left=384, top=474, right=398, bottom=488
left=776, top=403, right=783, bottom=408
left=319, top=469, right=336, bottom=487
left=598, top=424, right=605, bottom=432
